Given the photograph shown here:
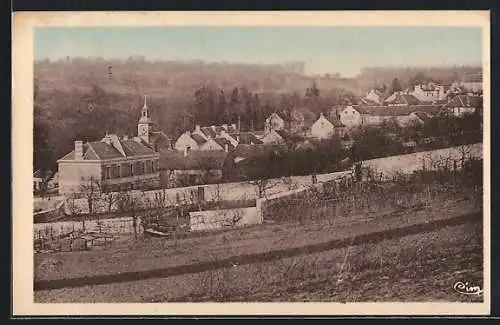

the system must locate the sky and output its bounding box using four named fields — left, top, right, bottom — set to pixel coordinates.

left=34, top=27, right=483, bottom=77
